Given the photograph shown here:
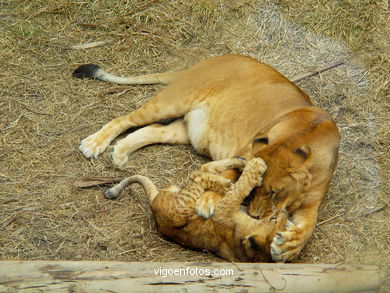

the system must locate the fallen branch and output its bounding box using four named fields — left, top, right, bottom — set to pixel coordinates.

left=291, top=61, right=345, bottom=83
